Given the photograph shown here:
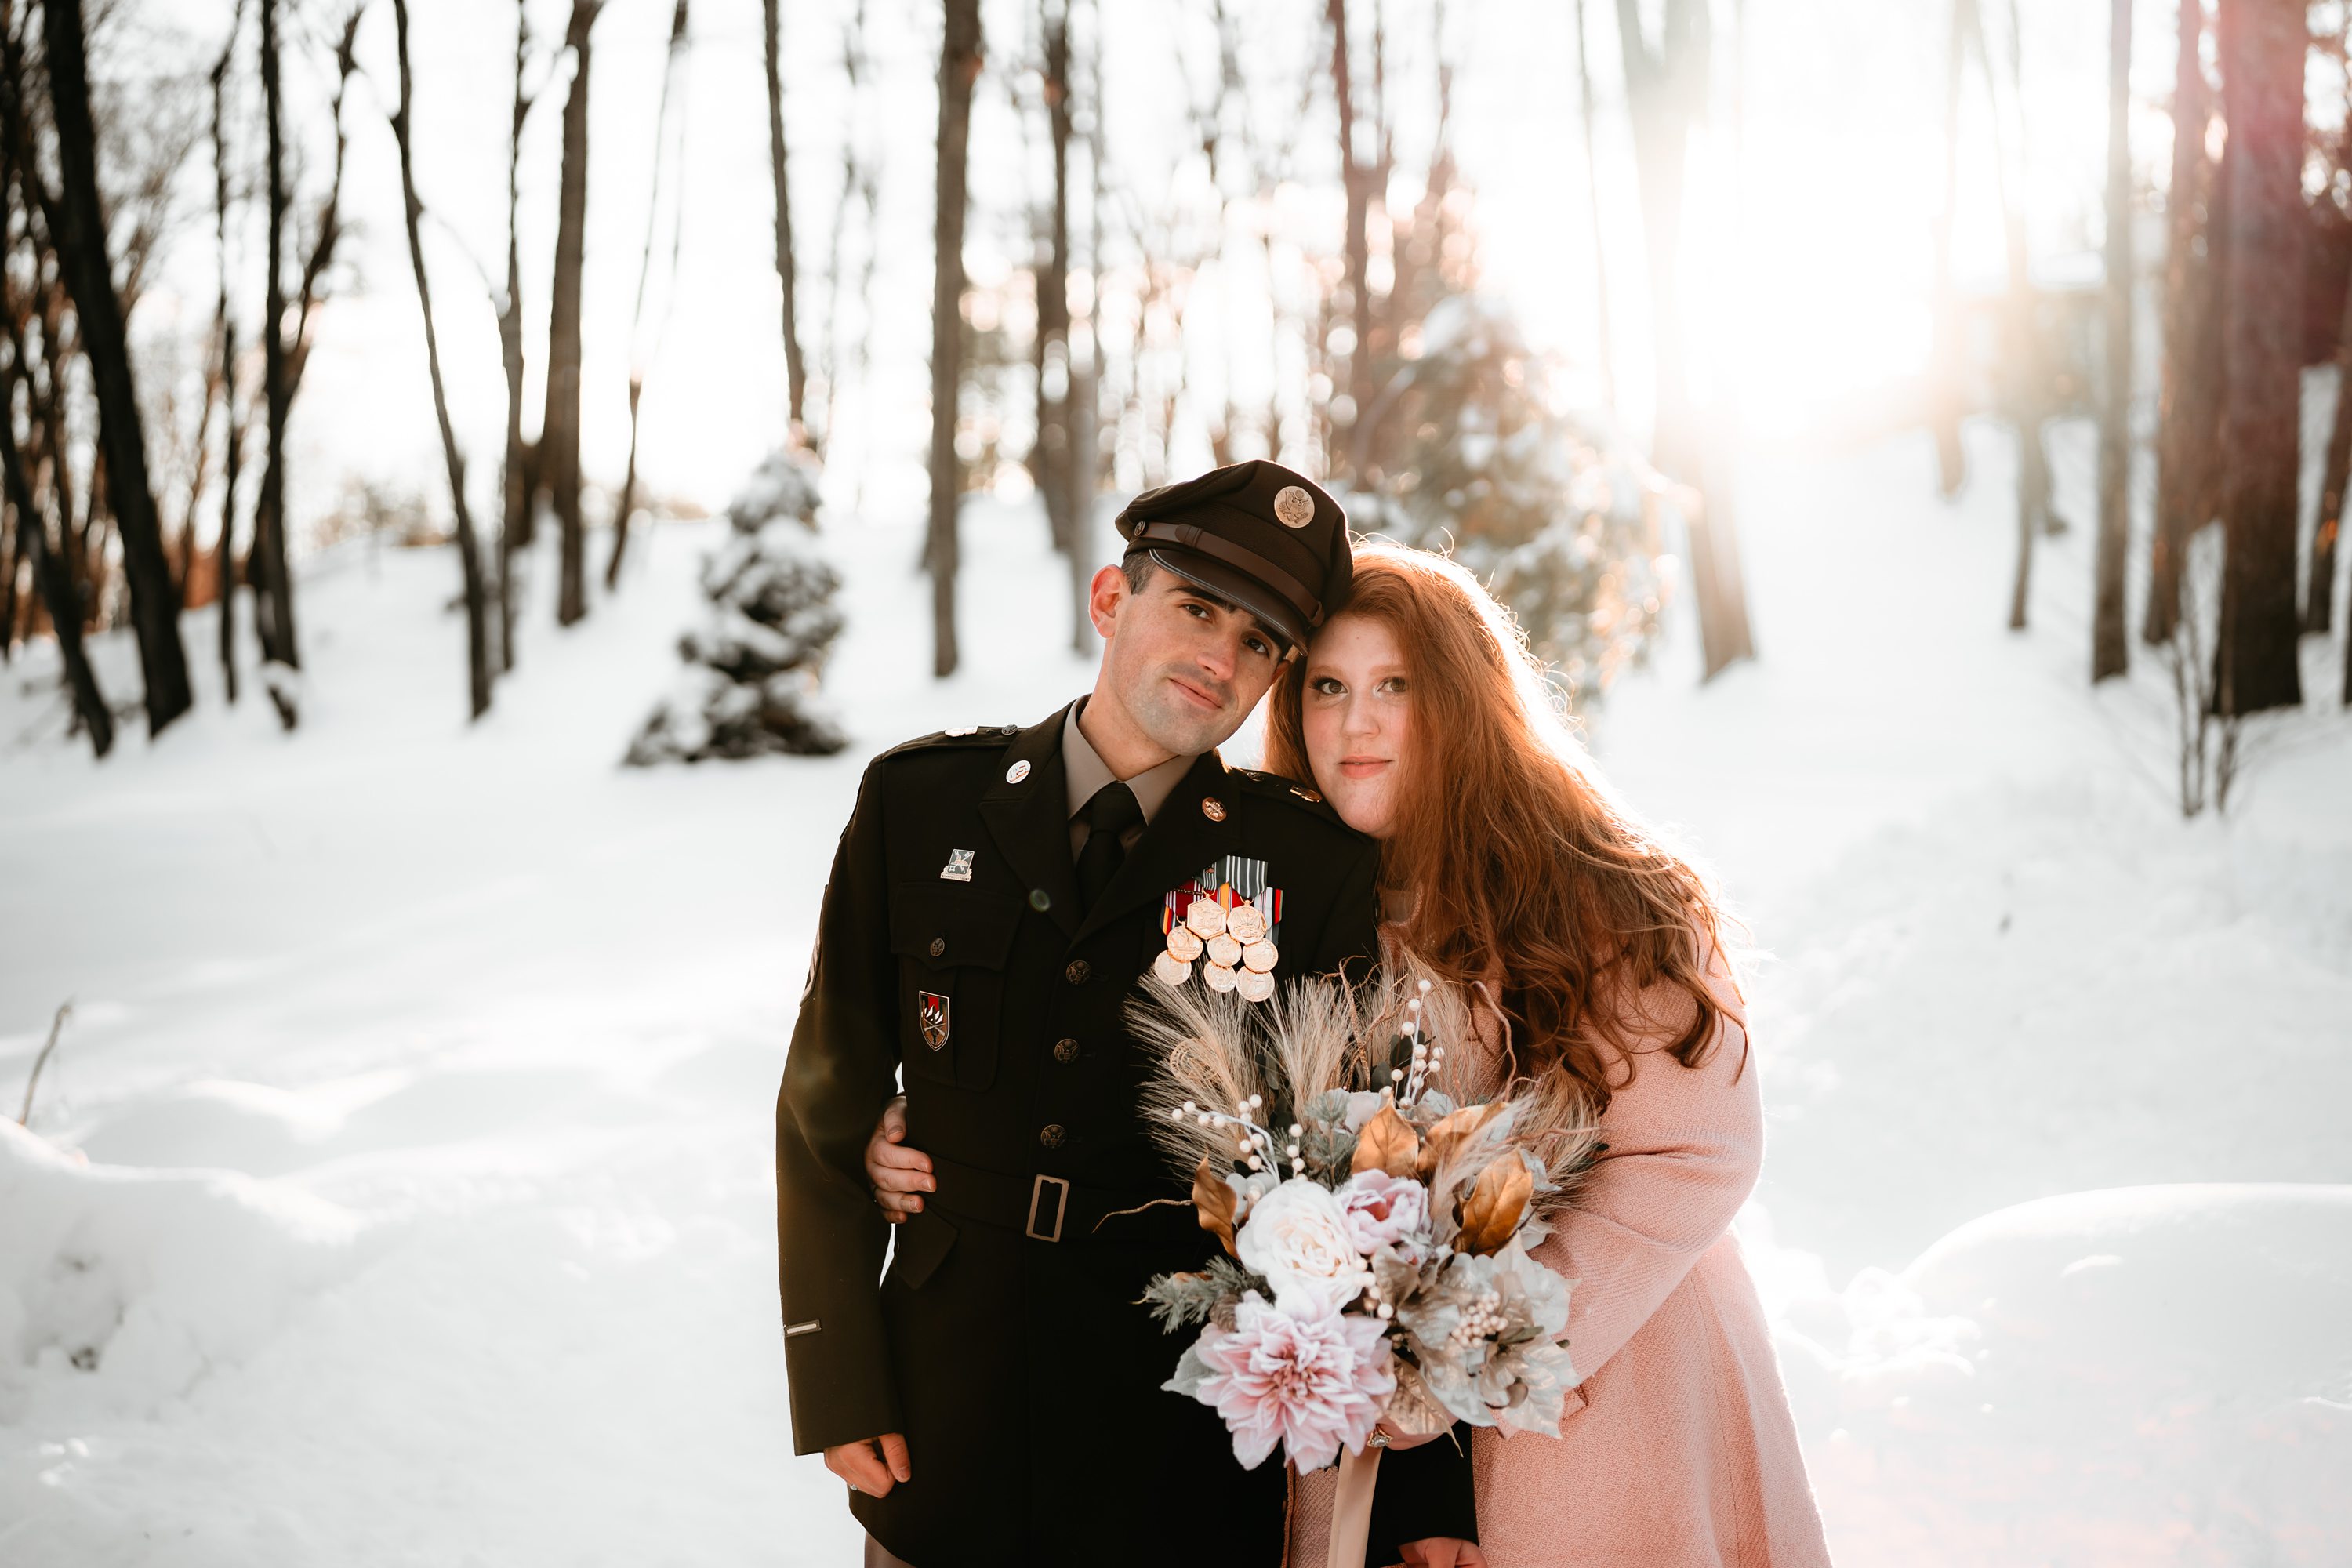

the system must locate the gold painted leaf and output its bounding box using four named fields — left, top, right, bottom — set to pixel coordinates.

left=1455, top=1158, right=1534, bottom=1255
left=1193, top=1156, right=1239, bottom=1256
left=1414, top=1098, right=1508, bottom=1184
left=1351, top=1102, right=1421, bottom=1178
